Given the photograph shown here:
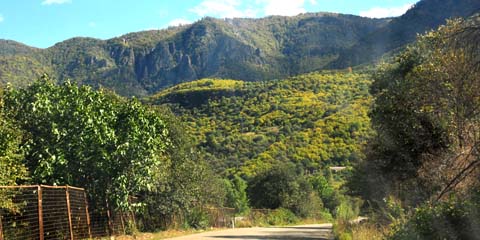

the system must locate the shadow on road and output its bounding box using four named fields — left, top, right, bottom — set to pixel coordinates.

left=211, top=236, right=330, bottom=240
left=276, top=226, right=332, bottom=230
left=166, top=224, right=334, bottom=239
